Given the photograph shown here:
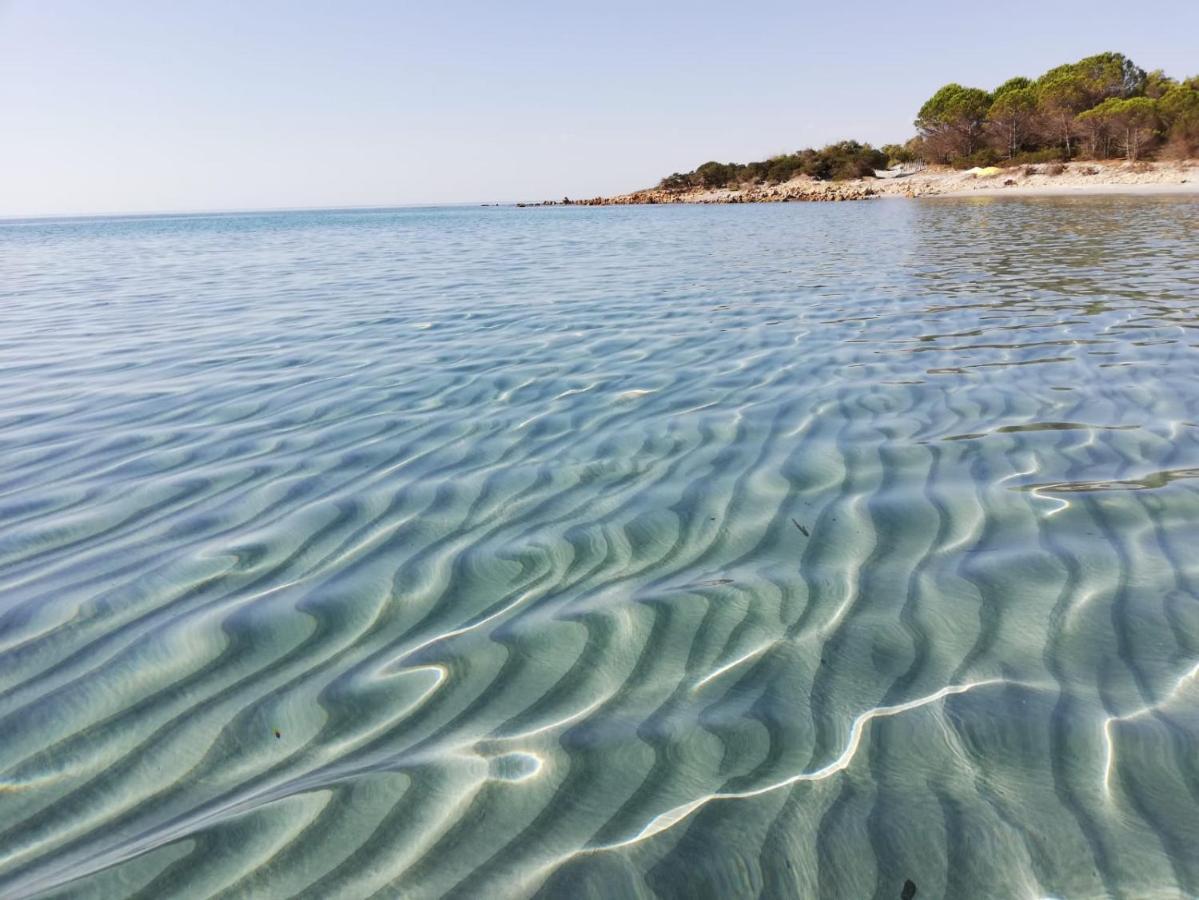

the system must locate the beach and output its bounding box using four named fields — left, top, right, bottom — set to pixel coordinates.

left=581, top=159, right=1199, bottom=204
